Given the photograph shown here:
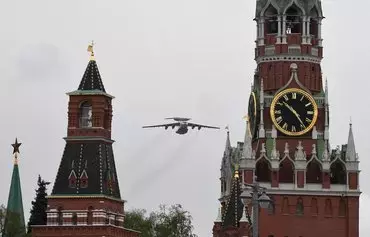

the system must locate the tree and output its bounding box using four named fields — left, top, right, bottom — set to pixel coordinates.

left=27, top=175, right=50, bottom=234
left=0, top=205, right=6, bottom=236
left=124, top=204, right=198, bottom=237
